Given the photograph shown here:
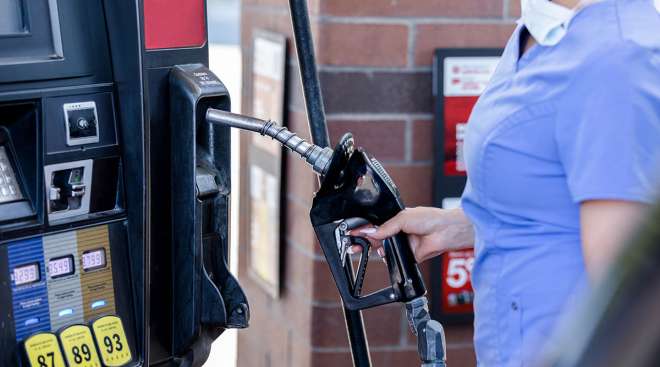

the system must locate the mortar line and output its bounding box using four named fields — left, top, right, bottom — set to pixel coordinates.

left=407, top=22, right=415, bottom=69
left=503, top=0, right=511, bottom=18
left=404, top=117, right=413, bottom=162
left=326, top=113, right=434, bottom=120
left=313, top=15, right=515, bottom=25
